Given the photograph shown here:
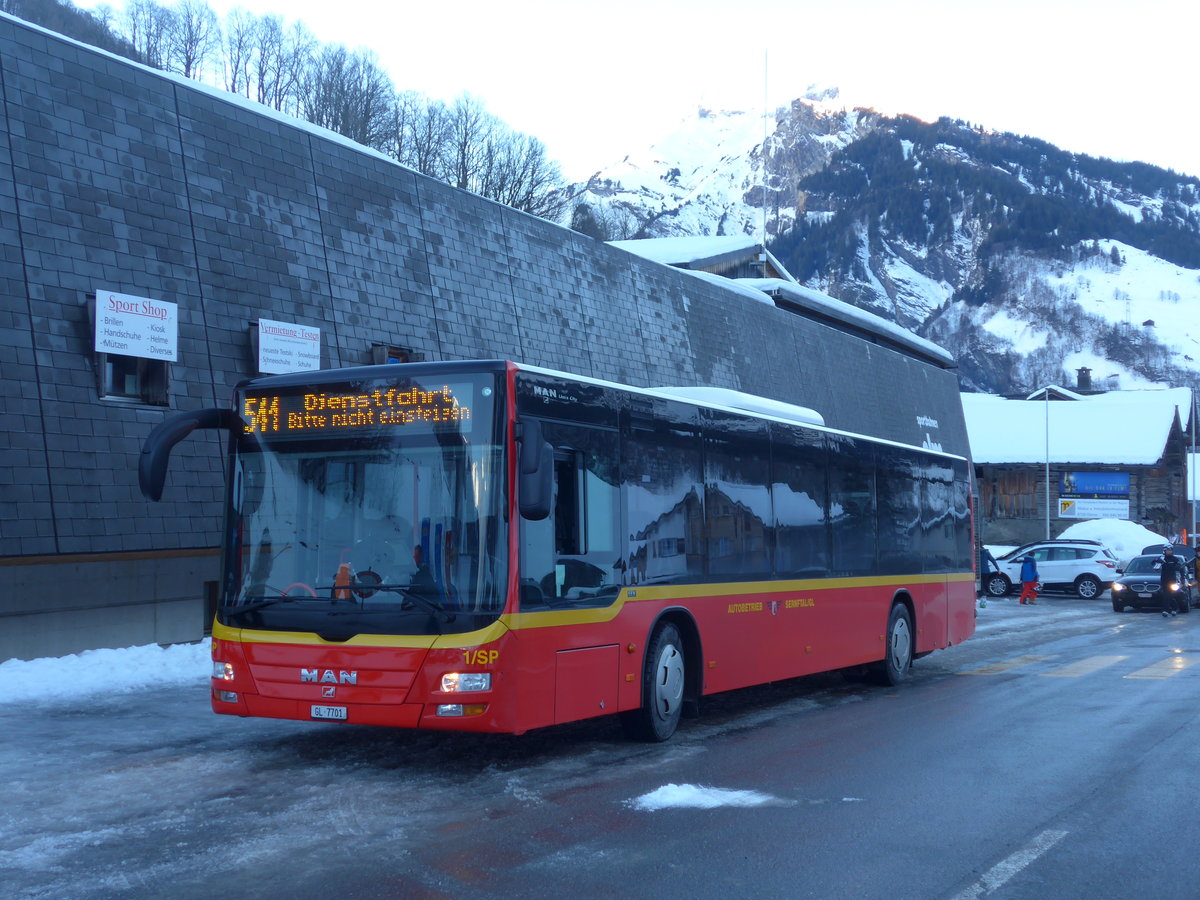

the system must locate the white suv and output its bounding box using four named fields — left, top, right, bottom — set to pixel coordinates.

left=983, top=539, right=1118, bottom=599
